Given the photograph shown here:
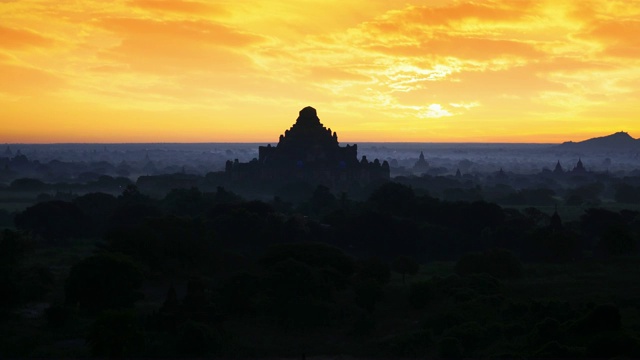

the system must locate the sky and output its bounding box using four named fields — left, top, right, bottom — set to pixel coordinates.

left=1, top=0, right=639, bottom=143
